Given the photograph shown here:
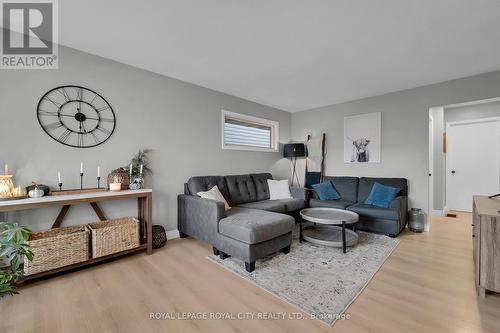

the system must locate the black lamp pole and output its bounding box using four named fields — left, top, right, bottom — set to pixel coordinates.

left=283, top=143, right=306, bottom=187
